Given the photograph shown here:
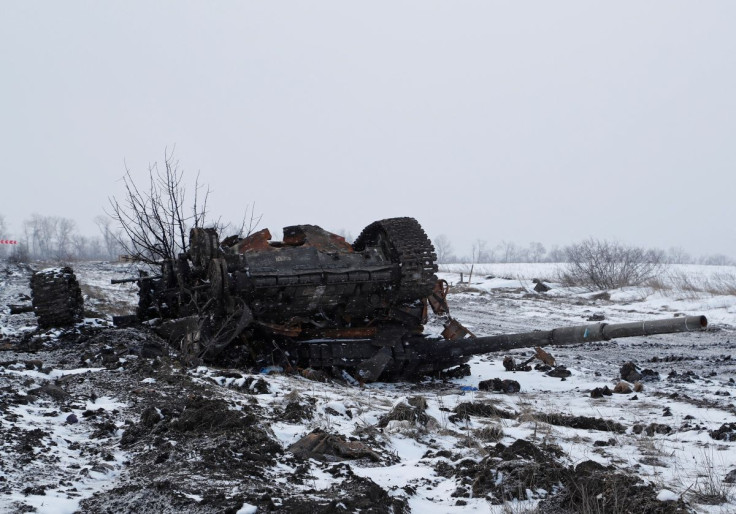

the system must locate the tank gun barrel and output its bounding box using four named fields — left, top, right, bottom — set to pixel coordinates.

left=417, top=315, right=708, bottom=361
left=299, top=315, right=708, bottom=381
